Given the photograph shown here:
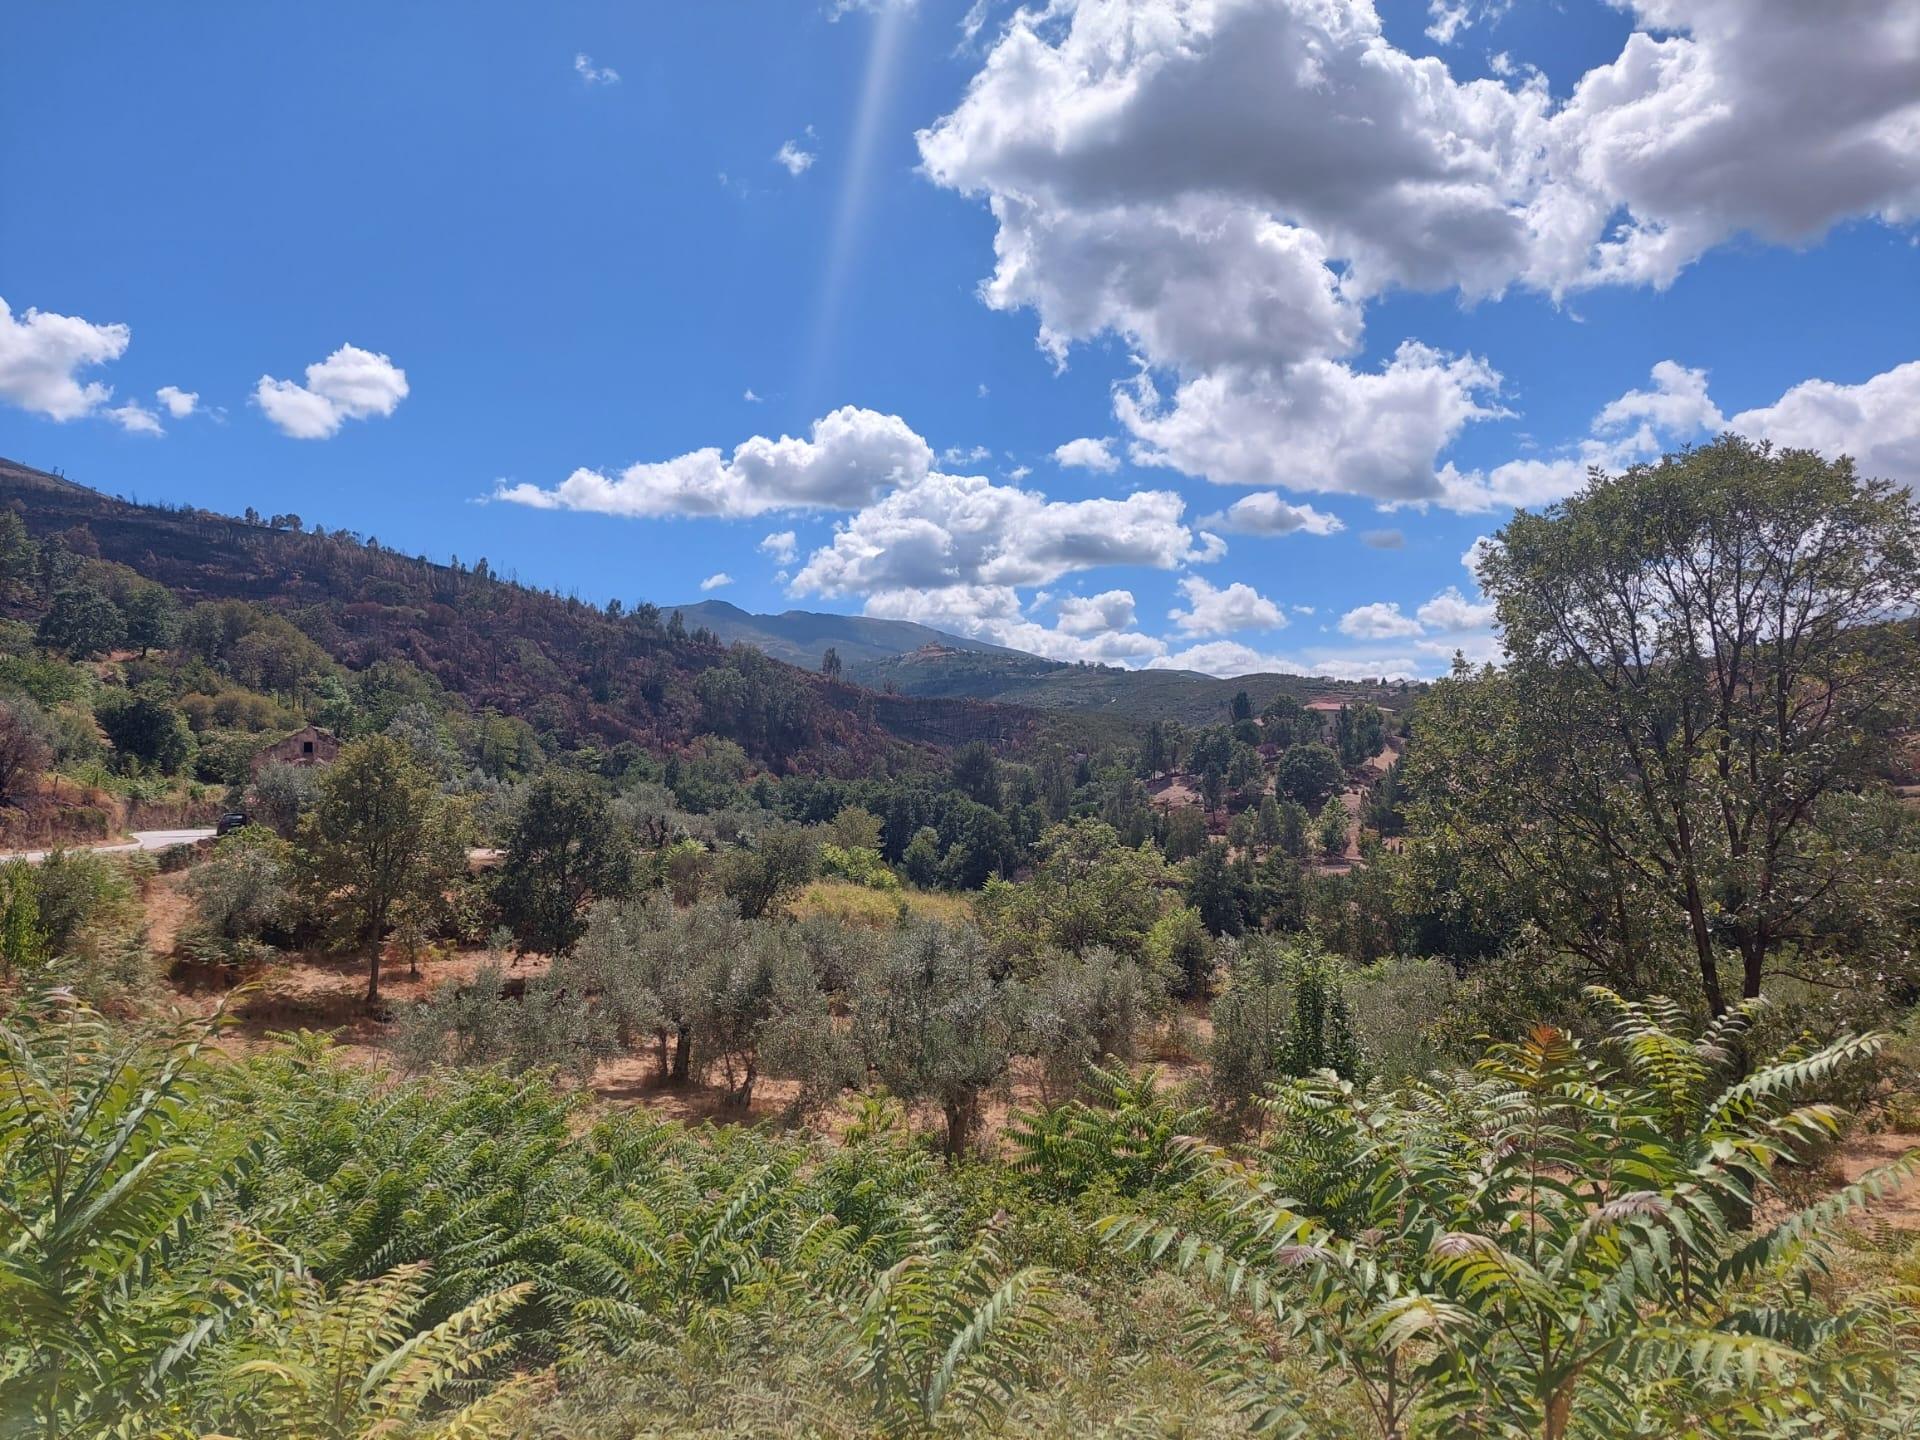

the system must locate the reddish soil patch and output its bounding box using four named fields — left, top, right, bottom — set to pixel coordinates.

left=143, top=873, right=194, bottom=958
left=1834, top=1131, right=1920, bottom=1230
left=176, top=946, right=552, bottom=1066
